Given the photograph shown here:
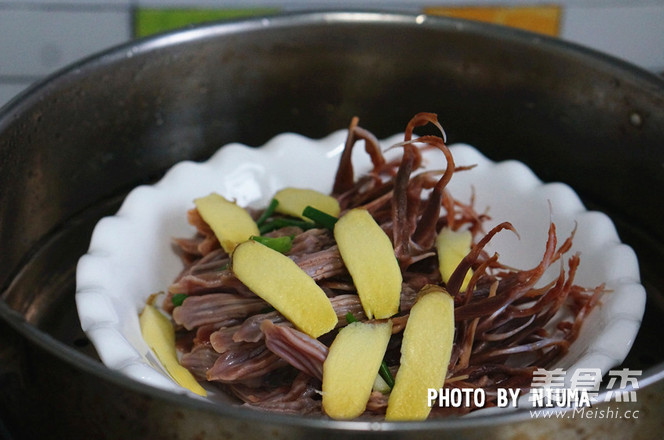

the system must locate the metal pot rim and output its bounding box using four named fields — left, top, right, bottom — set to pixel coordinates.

left=3, top=9, right=662, bottom=122
left=2, top=10, right=663, bottom=434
